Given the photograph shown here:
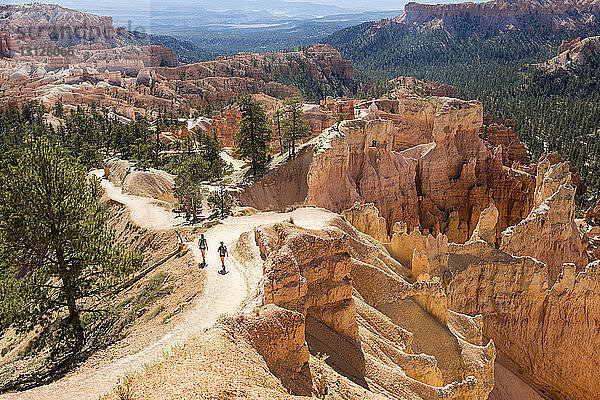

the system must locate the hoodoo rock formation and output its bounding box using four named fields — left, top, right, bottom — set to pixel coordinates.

left=238, top=84, right=599, bottom=399
left=335, top=161, right=599, bottom=400
left=293, top=95, right=534, bottom=244
left=447, top=209, right=599, bottom=399
left=248, top=221, right=496, bottom=399
left=500, top=157, right=588, bottom=283
left=481, top=114, right=530, bottom=166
